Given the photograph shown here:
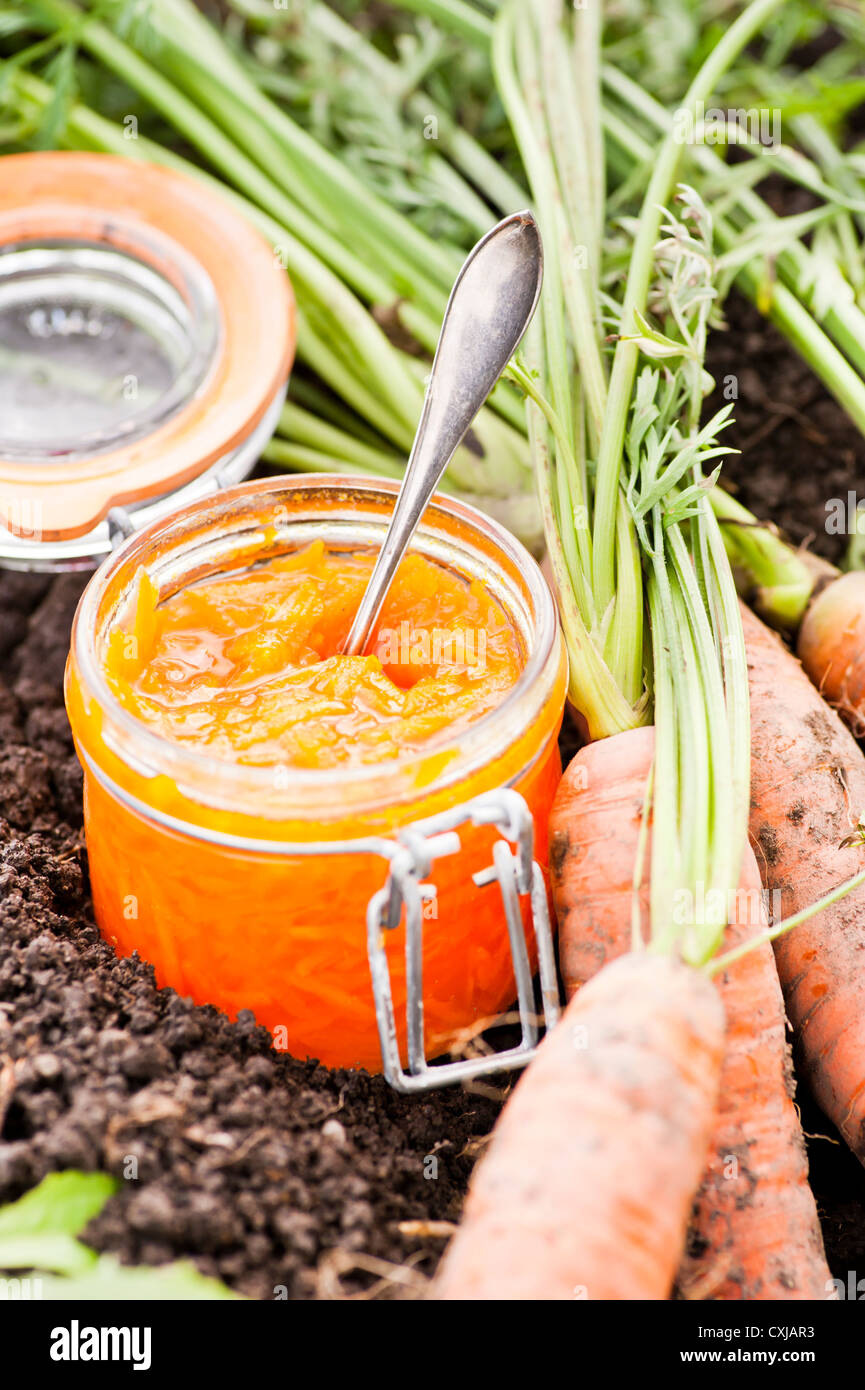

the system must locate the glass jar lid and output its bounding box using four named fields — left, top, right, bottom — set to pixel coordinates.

left=0, top=152, right=294, bottom=564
